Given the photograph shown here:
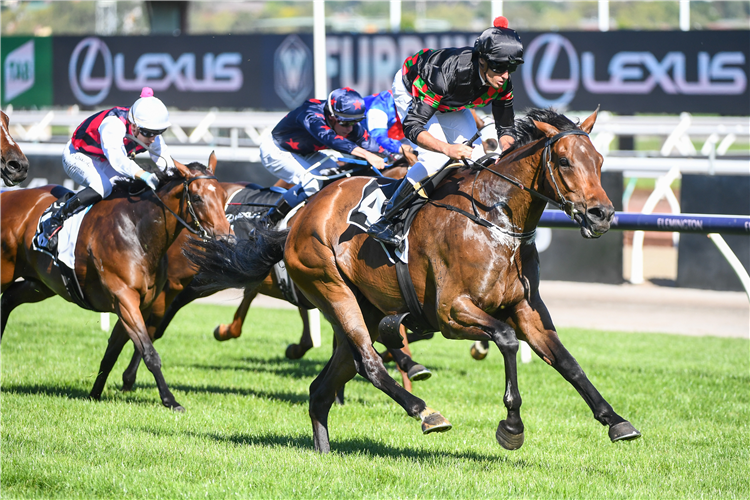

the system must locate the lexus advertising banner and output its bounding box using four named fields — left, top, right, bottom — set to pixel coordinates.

left=2, top=30, right=747, bottom=114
